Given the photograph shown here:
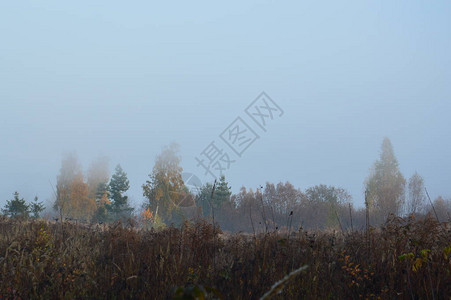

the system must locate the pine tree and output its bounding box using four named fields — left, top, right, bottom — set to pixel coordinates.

left=2, top=192, right=29, bottom=218
left=195, top=175, right=232, bottom=216
left=195, top=183, right=215, bottom=216
left=108, top=164, right=132, bottom=220
left=30, top=196, right=45, bottom=219
left=215, top=175, right=232, bottom=206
